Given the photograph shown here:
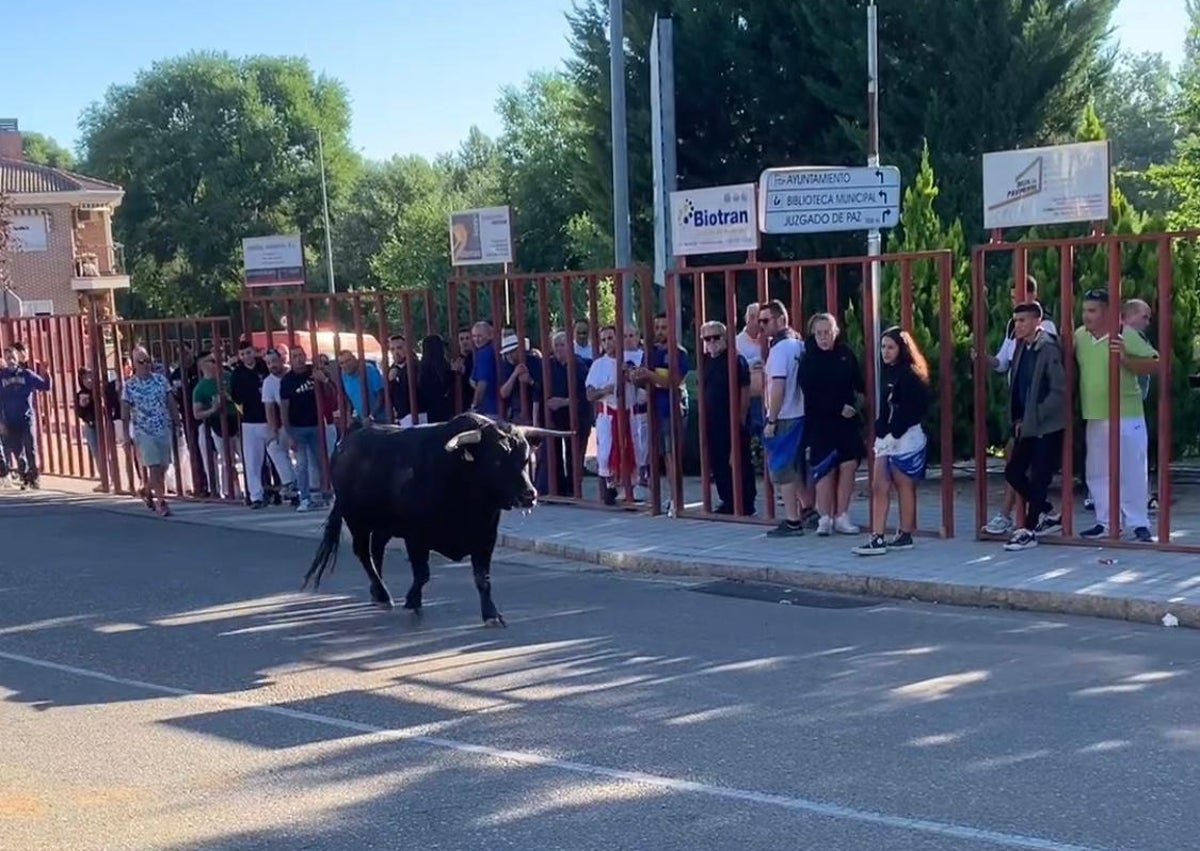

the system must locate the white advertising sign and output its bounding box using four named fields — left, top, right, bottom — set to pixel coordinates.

left=9, top=214, right=48, bottom=252
left=982, top=141, right=1110, bottom=230
left=449, top=206, right=514, bottom=266
left=243, top=234, right=305, bottom=288
left=669, top=183, right=758, bottom=256
left=759, top=166, right=901, bottom=234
